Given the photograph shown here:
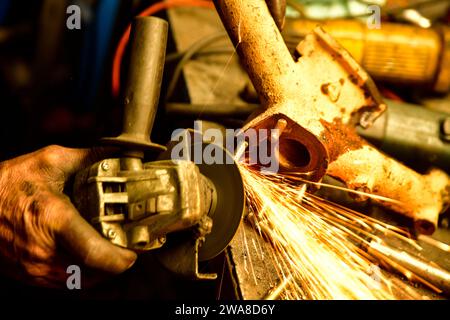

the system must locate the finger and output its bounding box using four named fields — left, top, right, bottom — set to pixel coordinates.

left=24, top=262, right=68, bottom=289
left=36, top=256, right=112, bottom=289
left=0, top=253, right=67, bottom=289
left=0, top=252, right=114, bottom=289
left=28, top=249, right=111, bottom=289
left=54, top=197, right=137, bottom=274
left=266, top=0, right=286, bottom=30
left=45, top=145, right=120, bottom=177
